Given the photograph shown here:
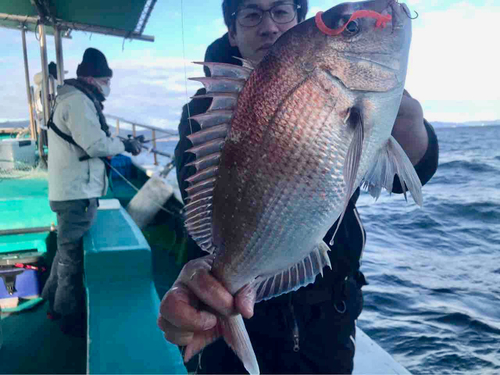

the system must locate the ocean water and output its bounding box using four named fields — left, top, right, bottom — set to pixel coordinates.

left=356, top=125, right=500, bottom=374
left=151, top=125, right=500, bottom=374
